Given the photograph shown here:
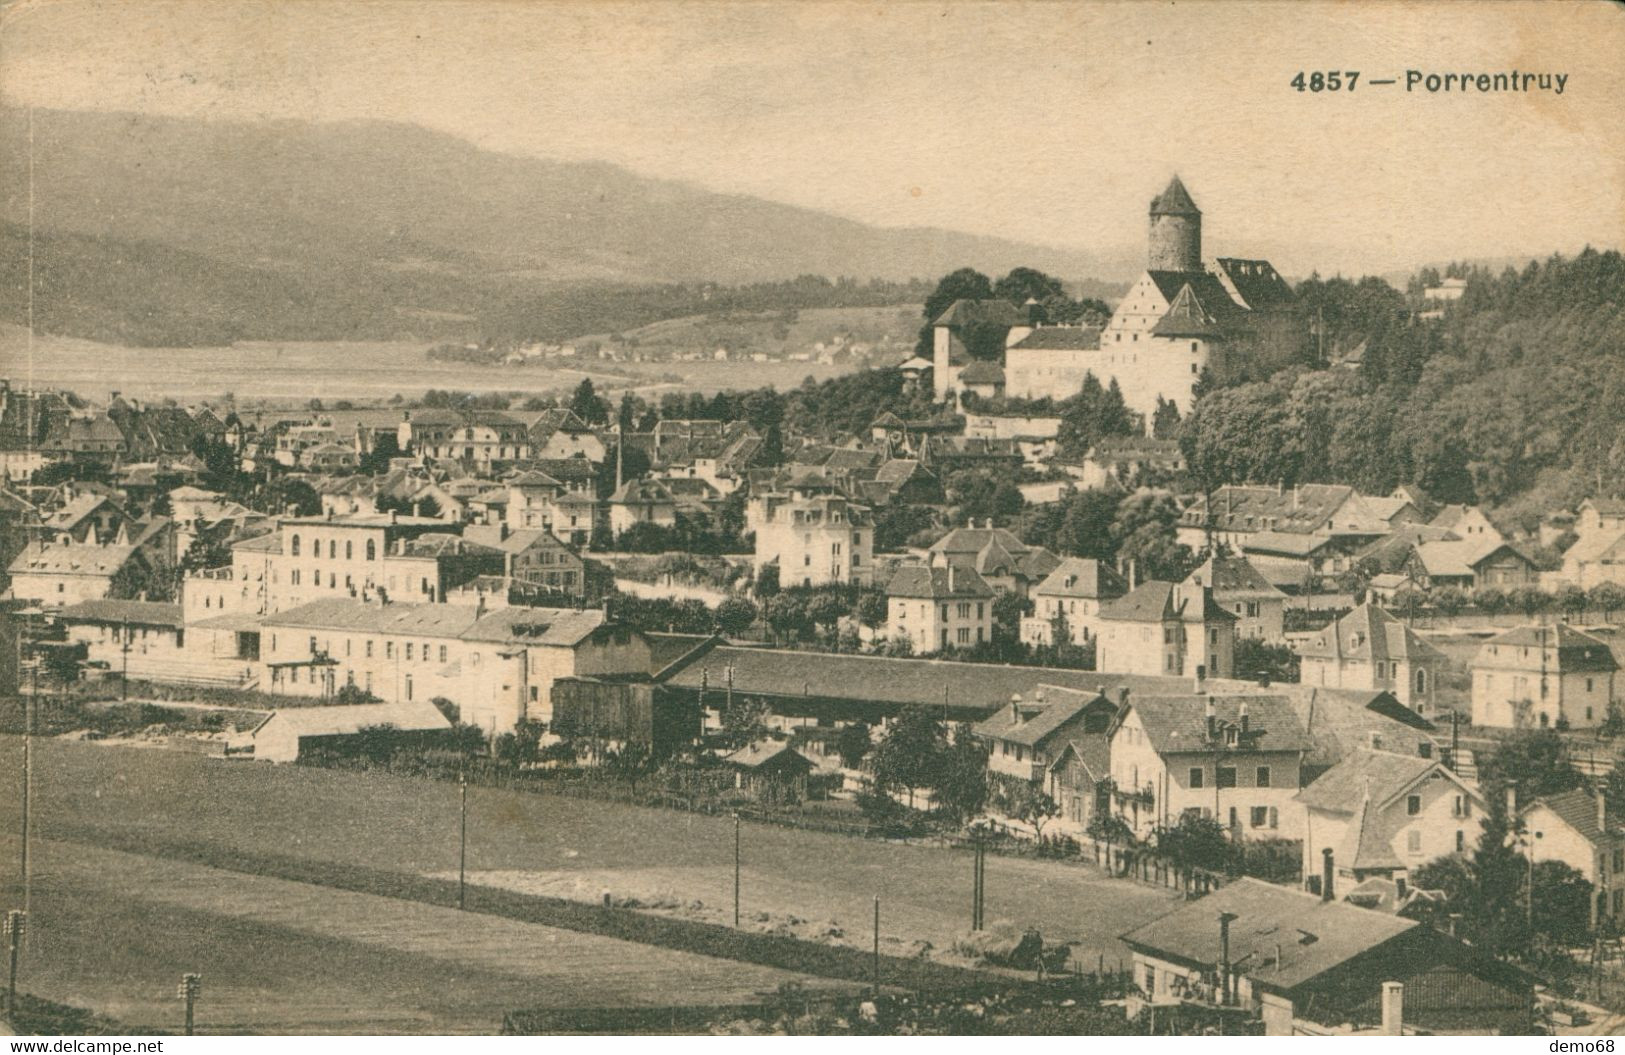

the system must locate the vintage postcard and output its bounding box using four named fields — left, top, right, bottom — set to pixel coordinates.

left=1, top=0, right=1622, bottom=1040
